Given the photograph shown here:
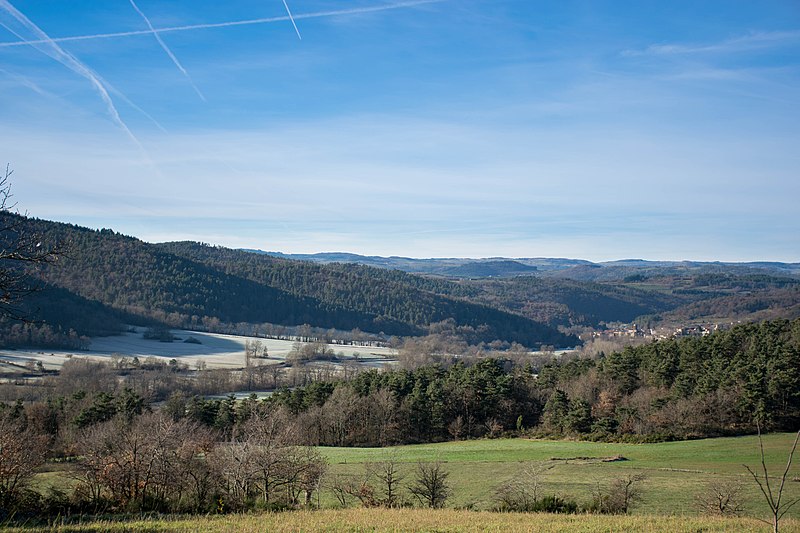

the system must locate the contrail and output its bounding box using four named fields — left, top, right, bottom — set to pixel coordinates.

left=282, top=0, right=302, bottom=40
left=0, top=0, right=443, bottom=48
left=1, top=17, right=166, bottom=133
left=128, top=0, right=205, bottom=101
left=0, top=0, right=145, bottom=152
left=0, top=66, right=48, bottom=96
